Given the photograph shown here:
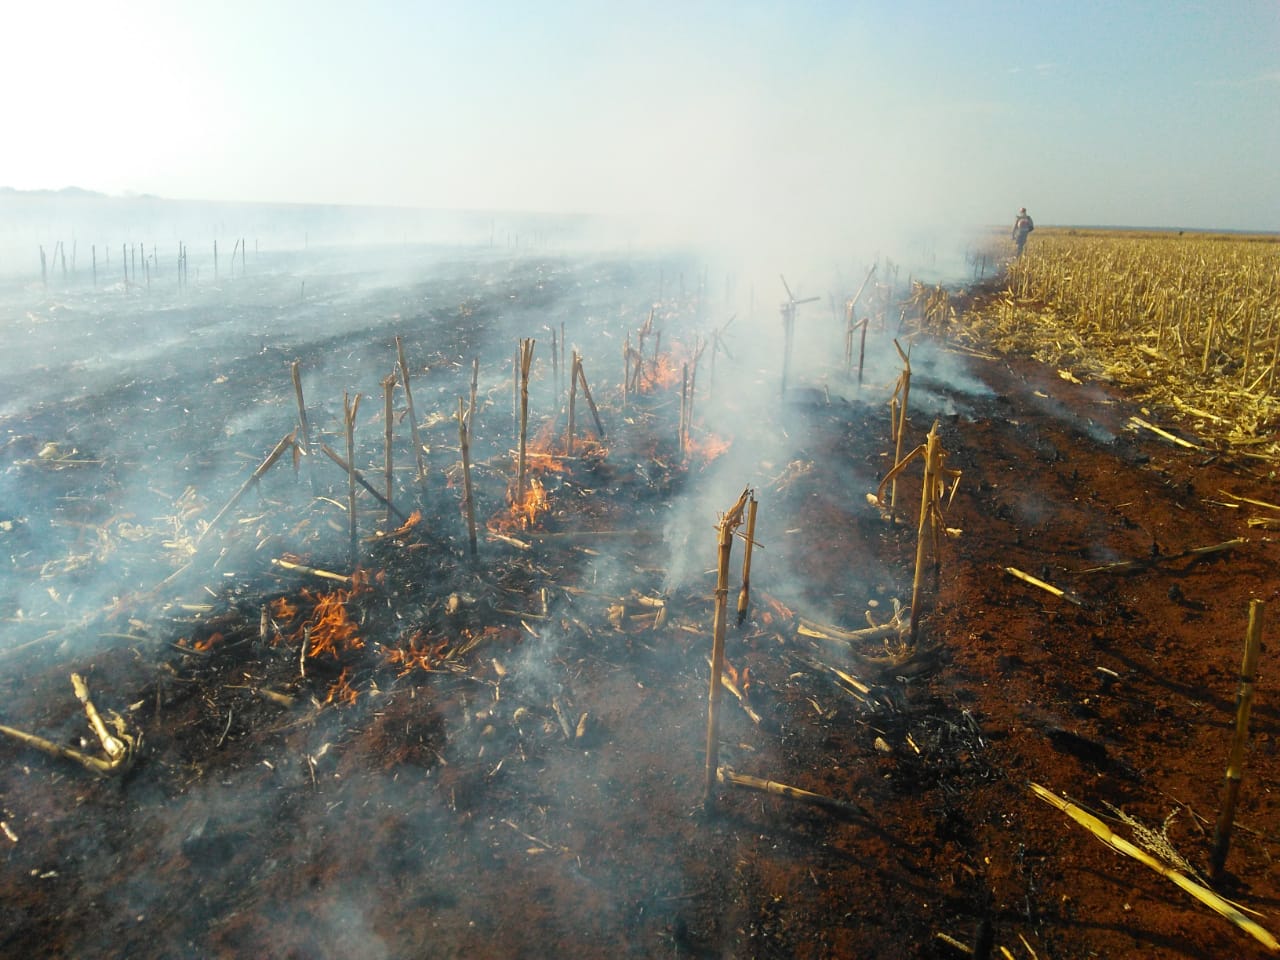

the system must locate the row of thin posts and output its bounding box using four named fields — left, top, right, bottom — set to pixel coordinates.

left=37, top=239, right=230, bottom=290
left=624, top=308, right=656, bottom=402
left=282, top=337, right=433, bottom=570
left=677, top=337, right=705, bottom=458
